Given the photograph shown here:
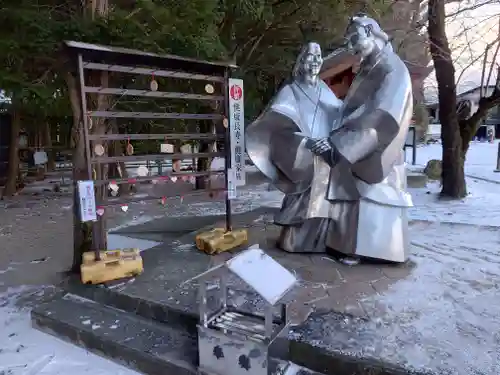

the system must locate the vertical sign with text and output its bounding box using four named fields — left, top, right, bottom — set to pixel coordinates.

left=228, top=78, right=246, bottom=187
left=77, top=180, right=97, bottom=222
